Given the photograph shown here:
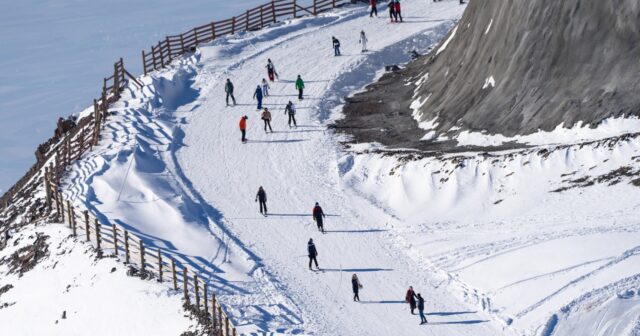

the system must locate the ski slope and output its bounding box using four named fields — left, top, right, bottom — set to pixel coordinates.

left=44, top=0, right=640, bottom=335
